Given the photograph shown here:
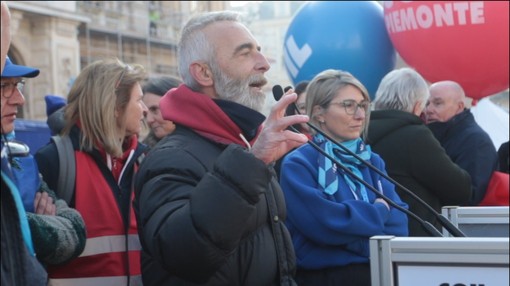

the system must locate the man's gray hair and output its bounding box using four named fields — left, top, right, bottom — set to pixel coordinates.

left=178, top=11, right=242, bottom=90
left=373, top=67, right=429, bottom=112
